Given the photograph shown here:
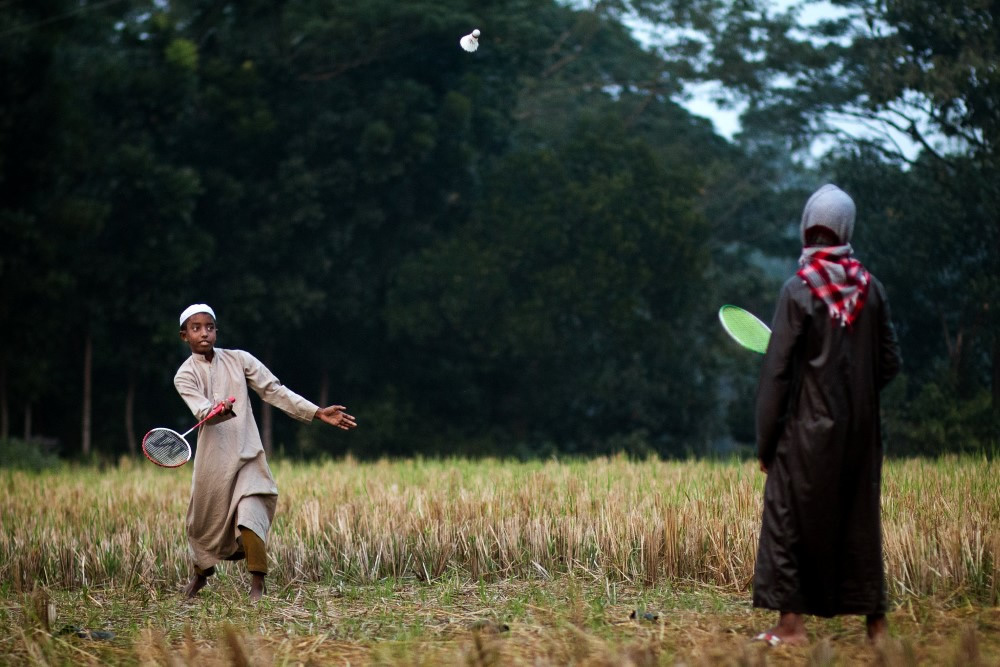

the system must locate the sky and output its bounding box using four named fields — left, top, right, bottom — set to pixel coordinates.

left=676, top=1, right=849, bottom=140
left=660, top=0, right=922, bottom=160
